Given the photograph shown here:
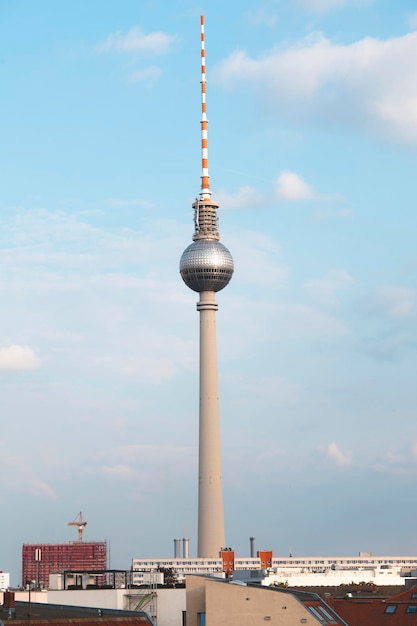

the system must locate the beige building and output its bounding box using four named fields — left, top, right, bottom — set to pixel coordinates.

left=186, top=575, right=348, bottom=626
